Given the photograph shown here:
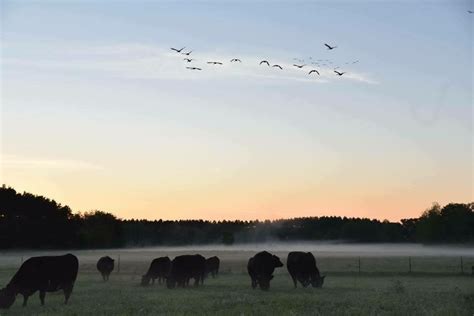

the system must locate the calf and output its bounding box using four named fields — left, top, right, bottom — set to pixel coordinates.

left=205, top=256, right=220, bottom=278
left=141, top=257, right=172, bottom=286
left=0, top=254, right=78, bottom=309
